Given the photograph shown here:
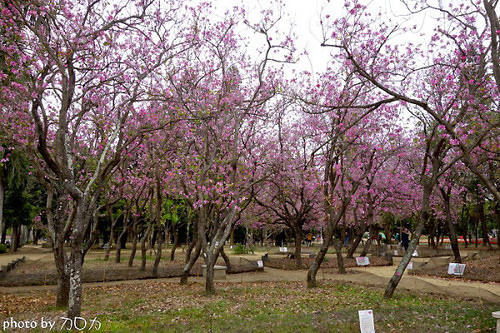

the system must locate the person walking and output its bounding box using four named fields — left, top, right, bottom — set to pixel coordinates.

left=401, top=228, right=410, bottom=251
